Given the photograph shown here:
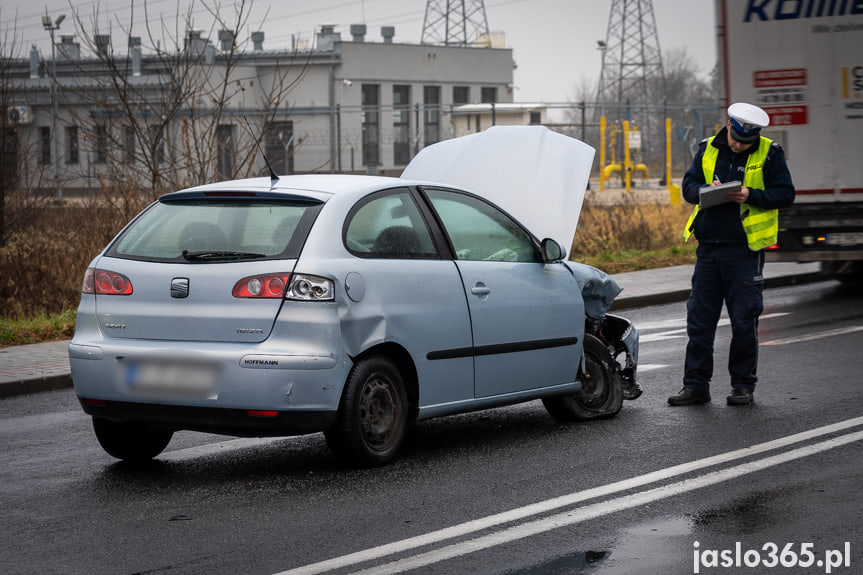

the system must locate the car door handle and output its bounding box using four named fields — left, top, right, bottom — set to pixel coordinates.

left=471, top=283, right=491, bottom=297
